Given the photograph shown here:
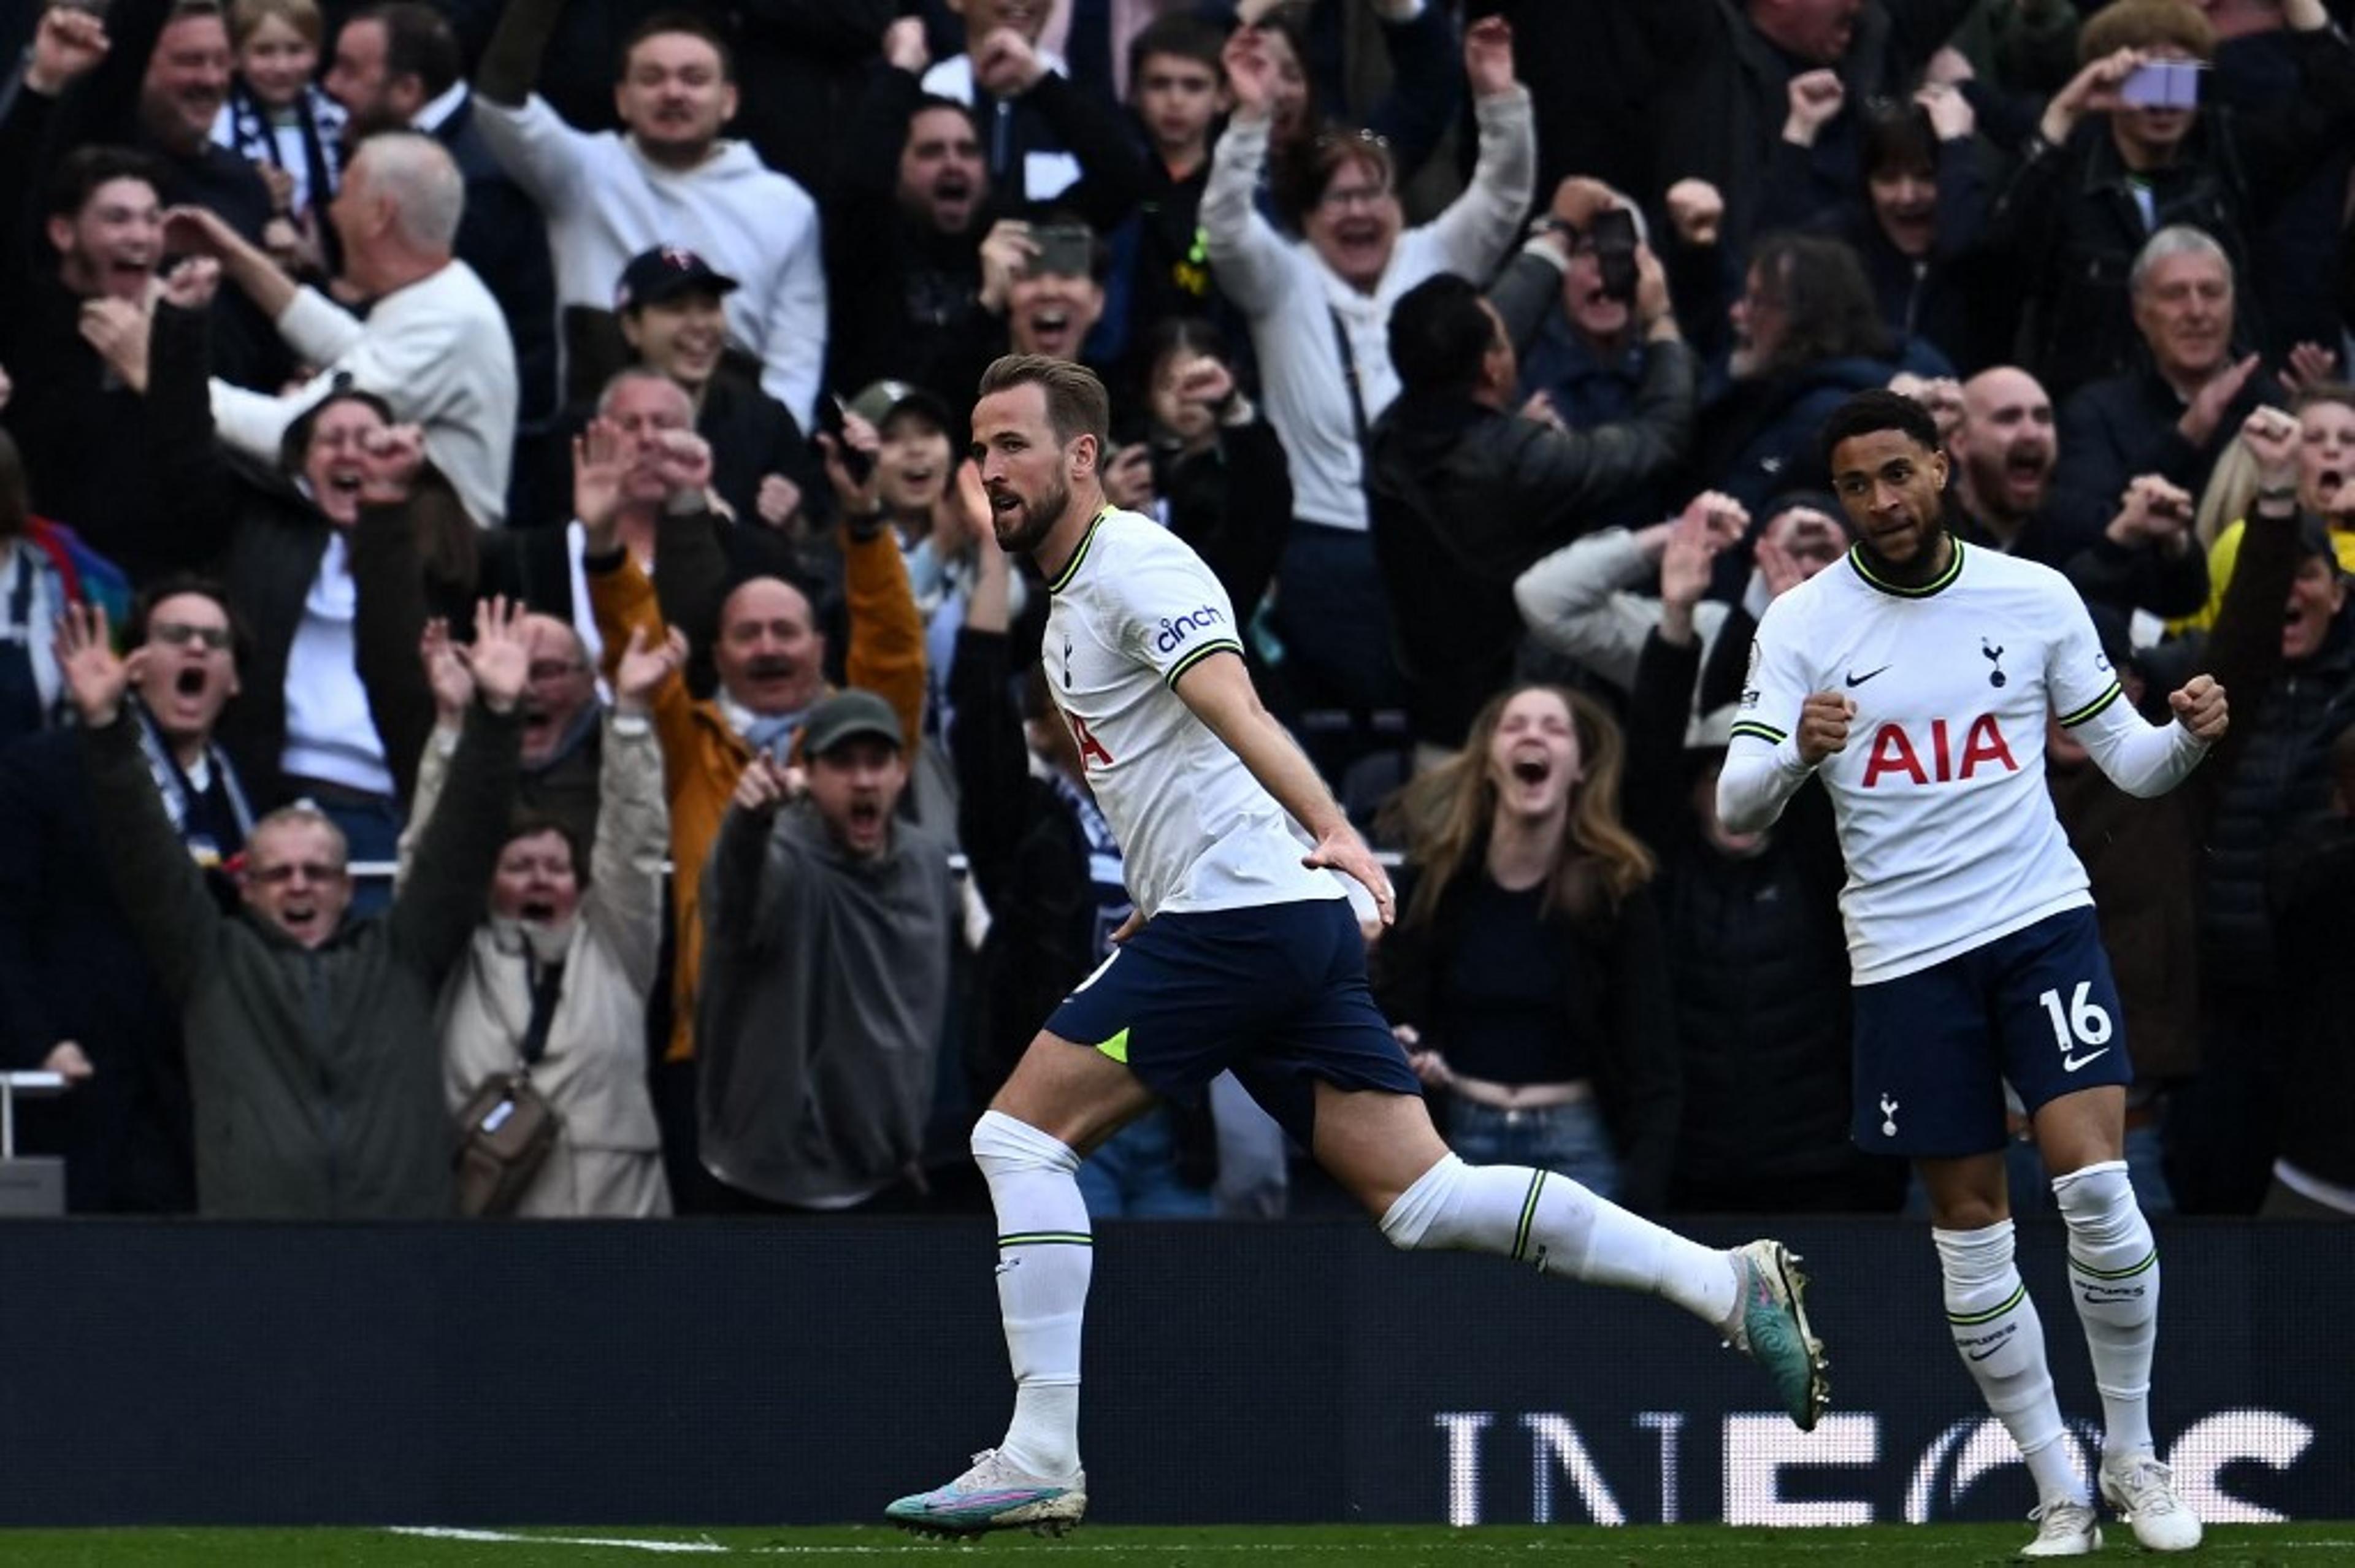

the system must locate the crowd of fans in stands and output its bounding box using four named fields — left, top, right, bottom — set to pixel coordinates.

left=1, top=0, right=2349, bottom=1223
